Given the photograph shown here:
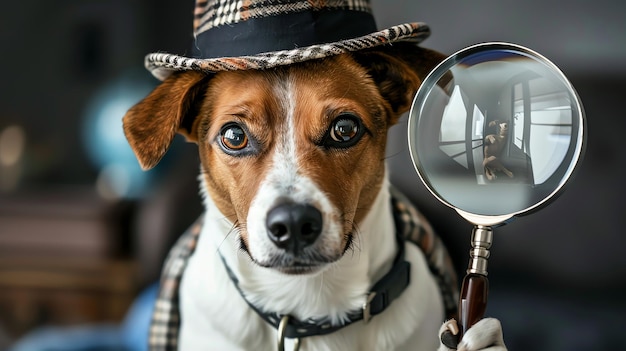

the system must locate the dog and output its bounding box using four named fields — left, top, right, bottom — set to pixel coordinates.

left=123, top=43, right=506, bottom=350
left=483, top=120, right=514, bottom=181
left=122, top=1, right=507, bottom=349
